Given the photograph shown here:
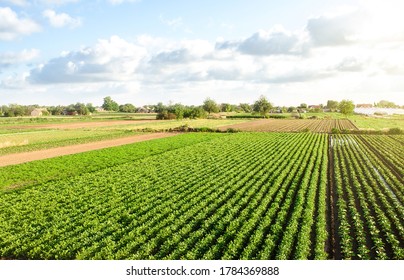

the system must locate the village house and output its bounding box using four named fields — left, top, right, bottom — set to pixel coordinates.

left=30, top=108, right=48, bottom=117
